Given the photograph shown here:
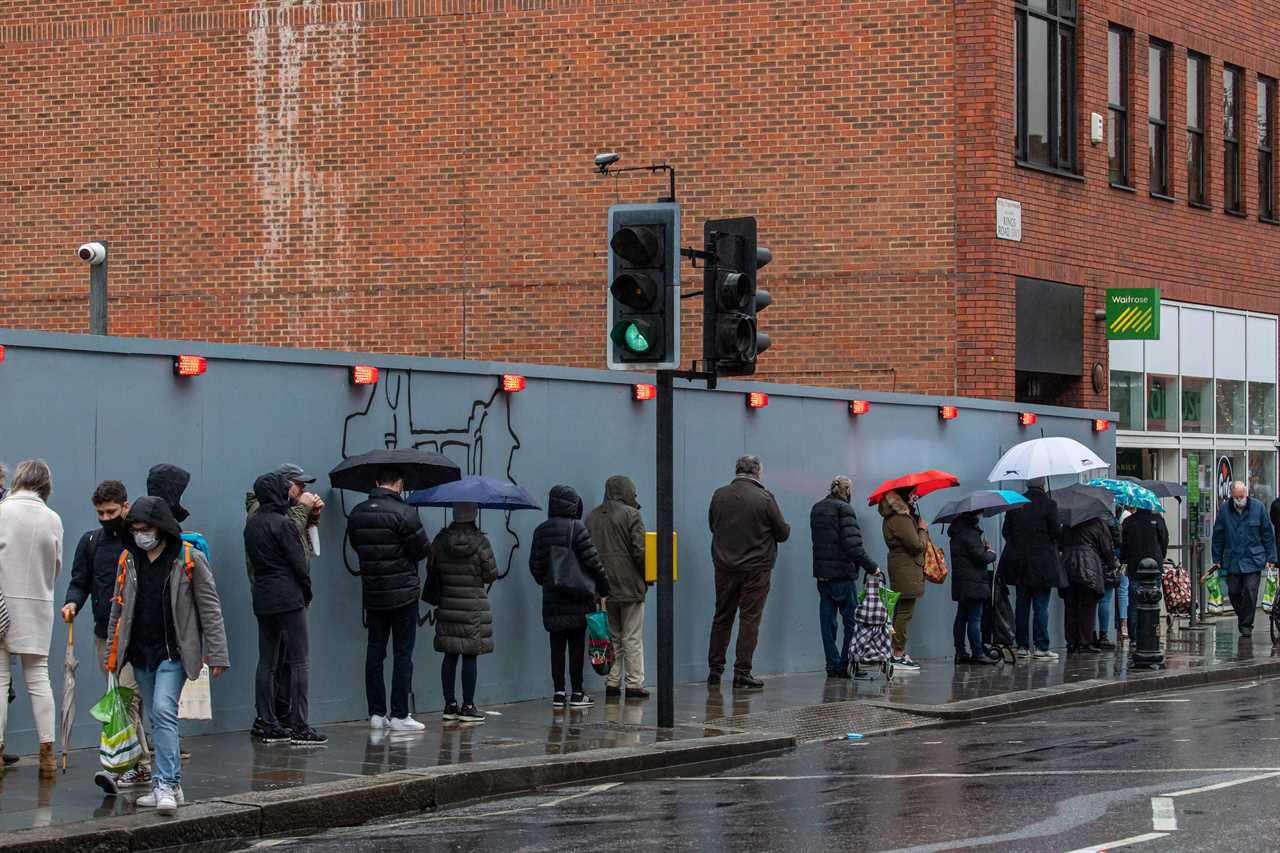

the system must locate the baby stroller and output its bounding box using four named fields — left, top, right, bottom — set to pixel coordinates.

left=846, top=572, right=897, bottom=681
